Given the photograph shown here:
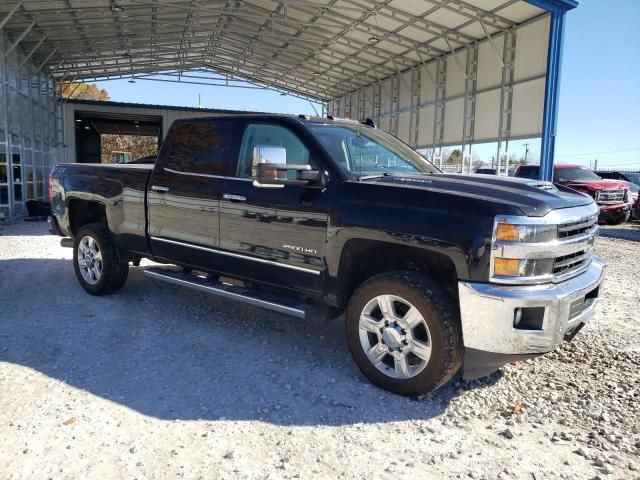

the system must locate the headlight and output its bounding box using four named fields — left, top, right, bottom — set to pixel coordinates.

left=491, top=206, right=598, bottom=285
left=492, top=218, right=557, bottom=282
left=495, top=223, right=557, bottom=243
